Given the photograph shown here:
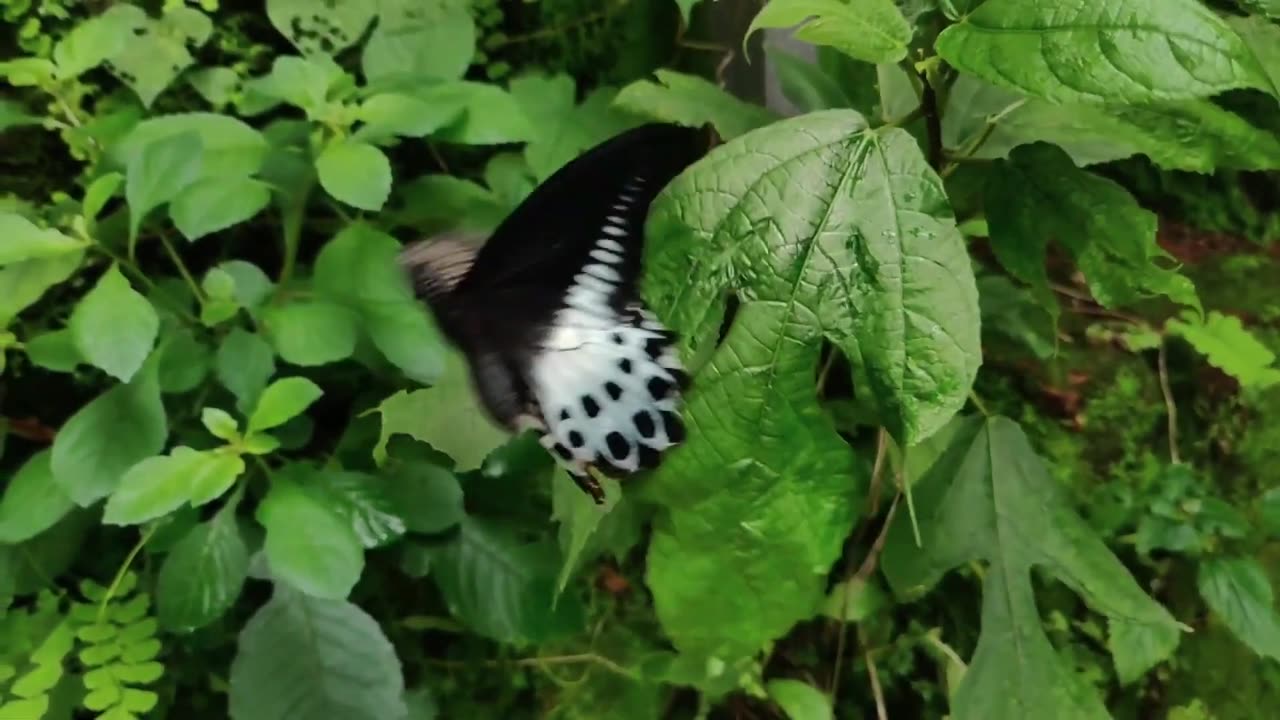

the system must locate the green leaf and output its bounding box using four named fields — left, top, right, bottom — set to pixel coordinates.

left=103, top=4, right=210, bottom=107
left=551, top=469, right=620, bottom=596
left=768, top=45, right=857, bottom=113
left=986, top=144, right=1199, bottom=315
left=201, top=408, right=240, bottom=441
left=217, top=328, right=277, bottom=412
left=1167, top=310, right=1280, bottom=391
left=1260, top=488, right=1280, bottom=537
left=675, top=0, right=703, bottom=23
left=83, top=172, right=124, bottom=224
left=641, top=111, right=979, bottom=658
left=745, top=0, right=912, bottom=64
left=267, top=0, right=374, bottom=56
left=126, top=130, right=204, bottom=241
left=157, top=326, right=211, bottom=393
left=50, top=357, right=167, bottom=506
left=936, top=0, right=1268, bottom=104
left=881, top=416, right=1182, bottom=720
left=24, top=329, right=82, bottom=372
left=1198, top=556, right=1280, bottom=662
left=766, top=679, right=833, bottom=720
left=248, top=377, right=323, bottom=433
left=69, top=265, right=159, bottom=382
left=113, top=113, right=267, bottom=180
left=421, top=82, right=536, bottom=145
left=388, top=175, right=509, bottom=233
left=257, top=477, right=363, bottom=600
left=157, top=502, right=248, bottom=631
left=315, top=140, right=392, bottom=211
left=0, top=252, right=84, bottom=326
left=262, top=300, right=358, bottom=366
left=362, top=2, right=474, bottom=83
left=947, top=77, right=1280, bottom=172
left=171, top=177, right=271, bottom=242
left=0, top=450, right=75, bottom=543
left=372, top=351, right=510, bottom=471
left=188, top=66, right=240, bottom=107
left=0, top=214, right=85, bottom=265
left=52, top=12, right=127, bottom=79
left=0, top=99, right=39, bottom=132
left=509, top=73, right=642, bottom=181
left=188, top=452, right=246, bottom=506
left=310, top=469, right=406, bottom=548
left=614, top=69, right=779, bottom=140
left=431, top=517, right=583, bottom=645
left=103, top=448, right=208, bottom=525
left=1228, top=15, right=1280, bottom=99
left=1108, top=618, right=1180, bottom=686
left=355, top=93, right=465, bottom=142
left=312, top=223, right=444, bottom=382
left=228, top=583, right=405, bottom=720
left=380, top=453, right=464, bottom=534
